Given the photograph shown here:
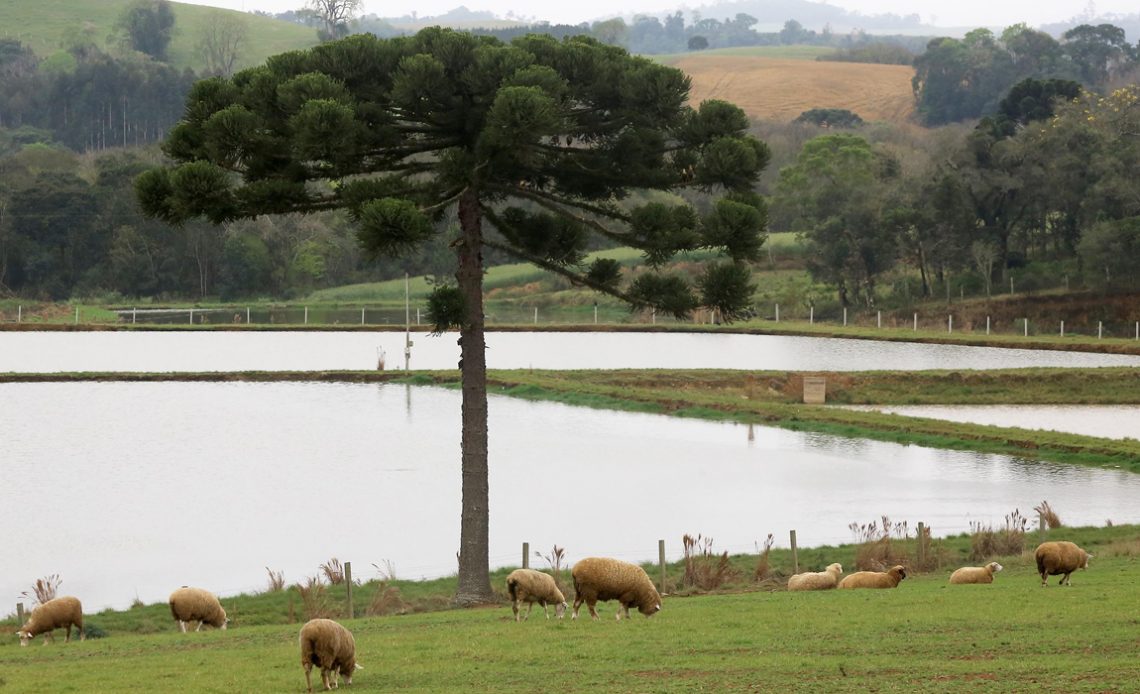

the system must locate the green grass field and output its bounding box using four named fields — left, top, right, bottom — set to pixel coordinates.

left=2, top=526, right=1138, bottom=692
left=0, top=0, right=316, bottom=72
